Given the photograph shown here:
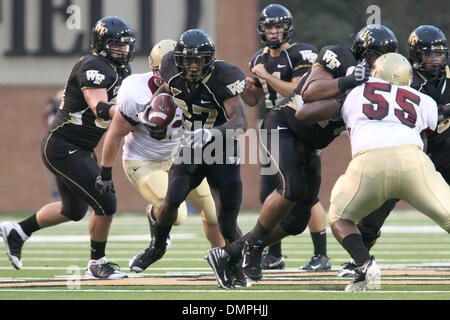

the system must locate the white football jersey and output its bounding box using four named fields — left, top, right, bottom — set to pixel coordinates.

left=342, top=77, right=437, bottom=157
left=117, top=72, right=183, bottom=161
